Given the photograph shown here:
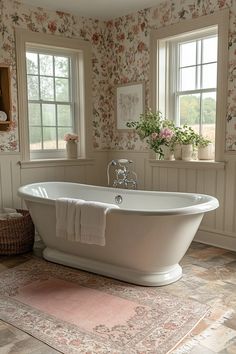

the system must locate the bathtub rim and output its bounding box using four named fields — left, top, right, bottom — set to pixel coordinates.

left=18, top=181, right=219, bottom=216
